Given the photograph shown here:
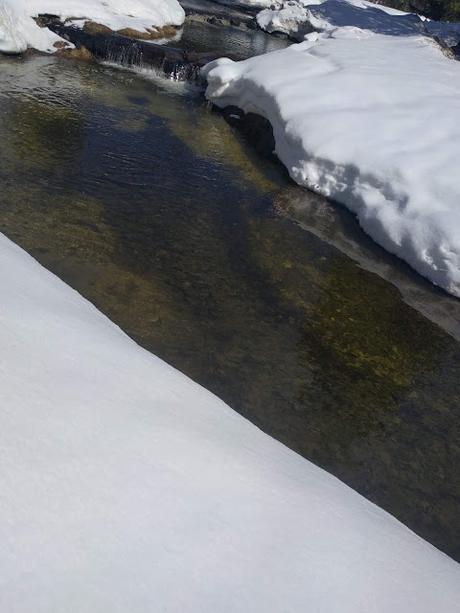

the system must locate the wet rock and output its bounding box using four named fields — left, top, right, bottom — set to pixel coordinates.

left=82, top=20, right=178, bottom=41
left=52, top=40, right=69, bottom=49
left=180, top=0, right=258, bottom=30
left=56, top=45, right=94, bottom=62
left=117, top=24, right=178, bottom=39
left=46, top=19, right=216, bottom=80
left=82, top=21, right=114, bottom=36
